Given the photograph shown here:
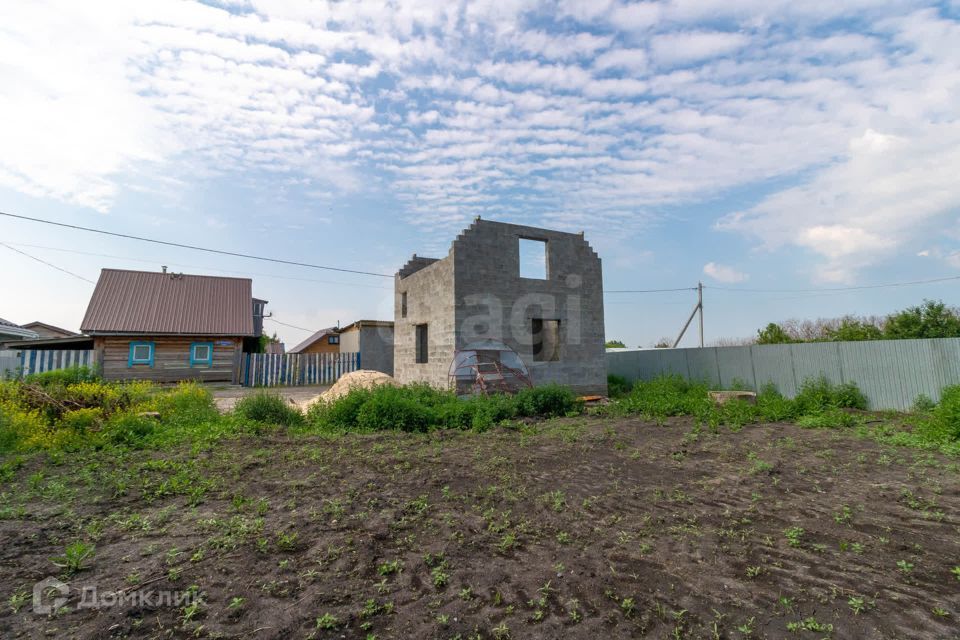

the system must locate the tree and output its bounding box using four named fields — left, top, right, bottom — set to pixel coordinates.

left=652, top=337, right=672, bottom=348
left=823, top=318, right=883, bottom=342
left=605, top=339, right=626, bottom=348
left=884, top=300, right=960, bottom=339
left=756, top=323, right=795, bottom=344
left=257, top=331, right=280, bottom=353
